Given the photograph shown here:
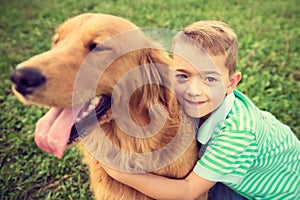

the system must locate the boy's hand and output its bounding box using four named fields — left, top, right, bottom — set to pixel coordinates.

left=102, top=165, right=126, bottom=179
left=102, top=164, right=214, bottom=200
